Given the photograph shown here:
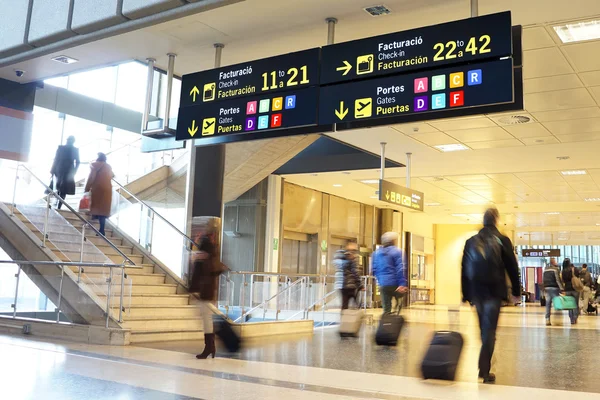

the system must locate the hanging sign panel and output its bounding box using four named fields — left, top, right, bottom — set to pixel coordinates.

left=521, top=249, right=561, bottom=257
left=379, top=180, right=424, bottom=211
left=320, top=11, right=512, bottom=85
left=176, top=87, right=318, bottom=141
left=180, top=48, right=321, bottom=108
left=319, top=58, right=513, bottom=125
